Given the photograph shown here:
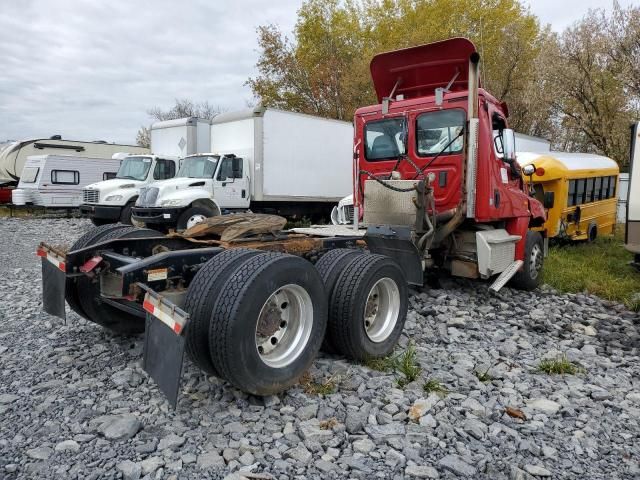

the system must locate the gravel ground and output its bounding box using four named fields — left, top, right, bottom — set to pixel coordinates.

left=1, top=217, right=639, bottom=480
